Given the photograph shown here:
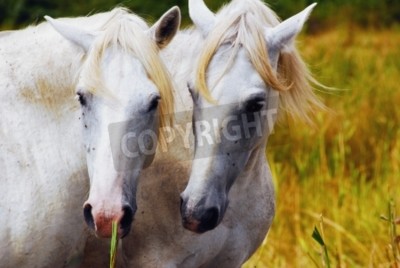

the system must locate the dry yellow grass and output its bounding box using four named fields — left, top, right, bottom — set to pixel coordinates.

left=244, top=27, right=400, bottom=267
